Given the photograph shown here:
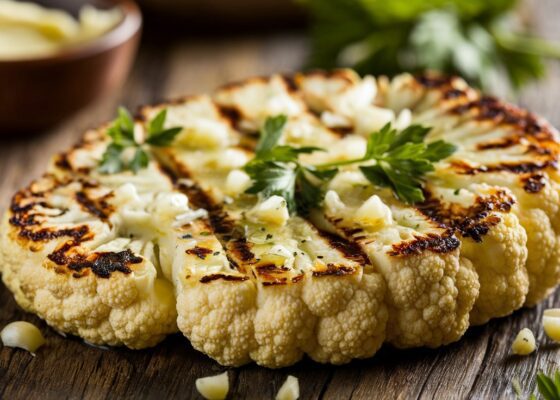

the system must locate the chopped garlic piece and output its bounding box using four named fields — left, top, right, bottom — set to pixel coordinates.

left=276, top=375, right=300, bottom=400
left=324, top=190, right=345, bottom=214
left=543, top=309, right=560, bottom=341
left=173, top=209, right=208, bottom=227
left=225, top=169, right=251, bottom=197
left=511, top=328, right=536, bottom=355
left=354, top=194, right=392, bottom=229
left=195, top=372, right=229, bottom=400
left=250, top=195, right=290, bottom=227
left=1, top=321, right=45, bottom=354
